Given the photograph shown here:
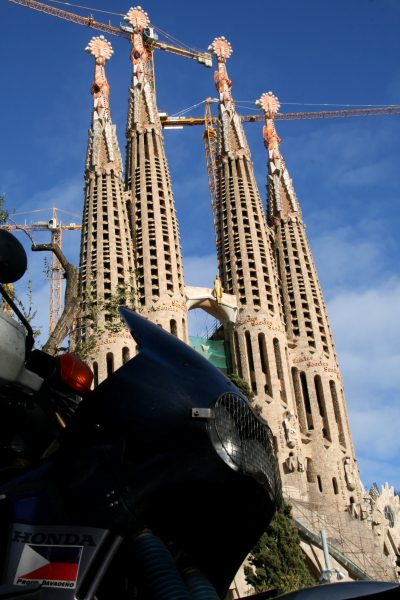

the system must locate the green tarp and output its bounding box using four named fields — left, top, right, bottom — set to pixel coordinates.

left=189, top=336, right=231, bottom=372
